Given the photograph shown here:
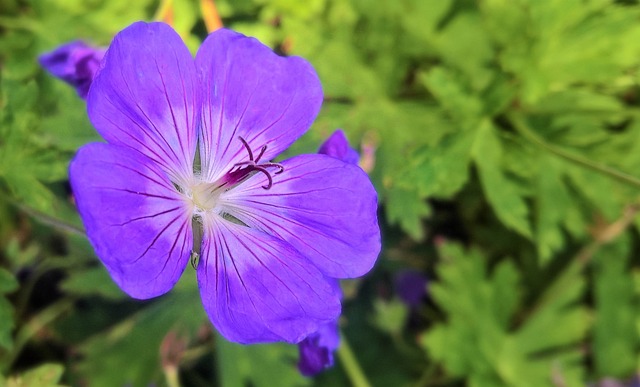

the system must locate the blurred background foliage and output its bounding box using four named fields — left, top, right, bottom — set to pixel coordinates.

left=1, top=0, right=640, bottom=386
